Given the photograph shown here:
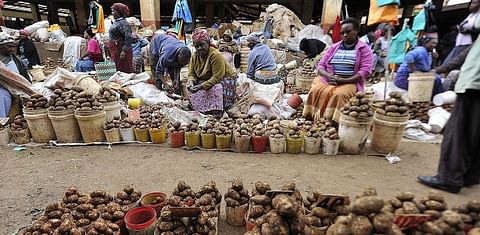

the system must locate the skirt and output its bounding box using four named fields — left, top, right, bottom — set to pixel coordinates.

left=188, top=75, right=237, bottom=113
left=75, top=58, right=95, bottom=72
left=108, top=41, right=133, bottom=73
left=303, top=79, right=357, bottom=122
